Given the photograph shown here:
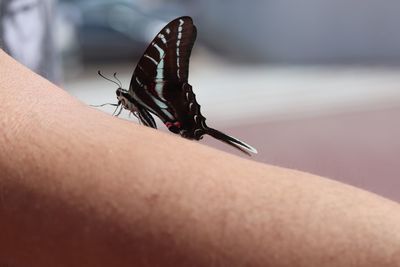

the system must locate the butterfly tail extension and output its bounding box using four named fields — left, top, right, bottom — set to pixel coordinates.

left=205, top=128, right=258, bottom=156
